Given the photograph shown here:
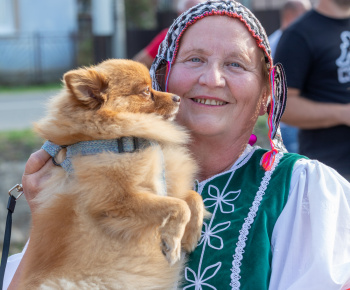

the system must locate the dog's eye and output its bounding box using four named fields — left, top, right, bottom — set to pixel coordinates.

left=143, top=87, right=151, bottom=97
